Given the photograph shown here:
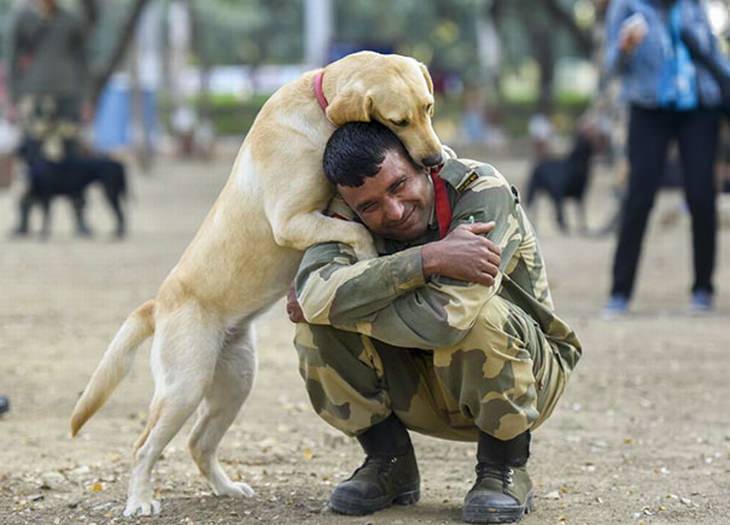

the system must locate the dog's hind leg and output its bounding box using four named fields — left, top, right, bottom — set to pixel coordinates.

left=71, top=193, right=92, bottom=237
left=524, top=167, right=543, bottom=230
left=13, top=189, right=34, bottom=236
left=124, top=303, right=224, bottom=517
left=188, top=320, right=257, bottom=497
left=102, top=183, right=126, bottom=238
left=553, top=197, right=568, bottom=234
left=40, top=198, right=52, bottom=239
